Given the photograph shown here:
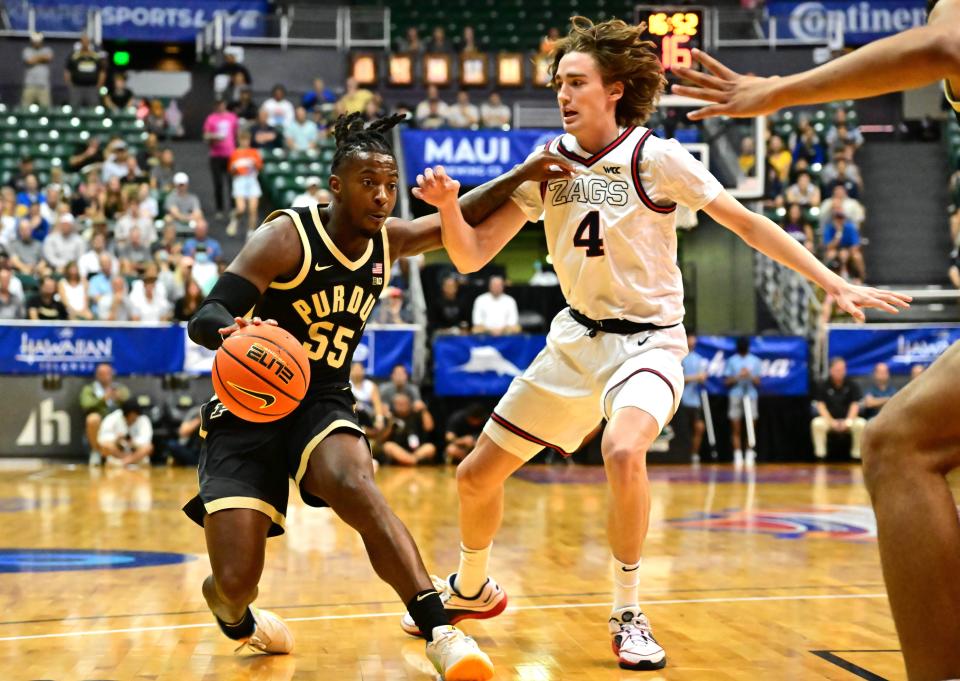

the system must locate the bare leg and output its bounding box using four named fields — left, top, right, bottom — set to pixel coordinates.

left=601, top=408, right=660, bottom=564
left=202, top=508, right=273, bottom=624
left=862, top=341, right=960, bottom=681
left=691, top=417, right=705, bottom=458
left=456, top=434, right=525, bottom=553
left=730, top=417, right=743, bottom=453
left=300, top=432, right=432, bottom=602
left=382, top=441, right=417, bottom=466
left=248, top=196, right=260, bottom=232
